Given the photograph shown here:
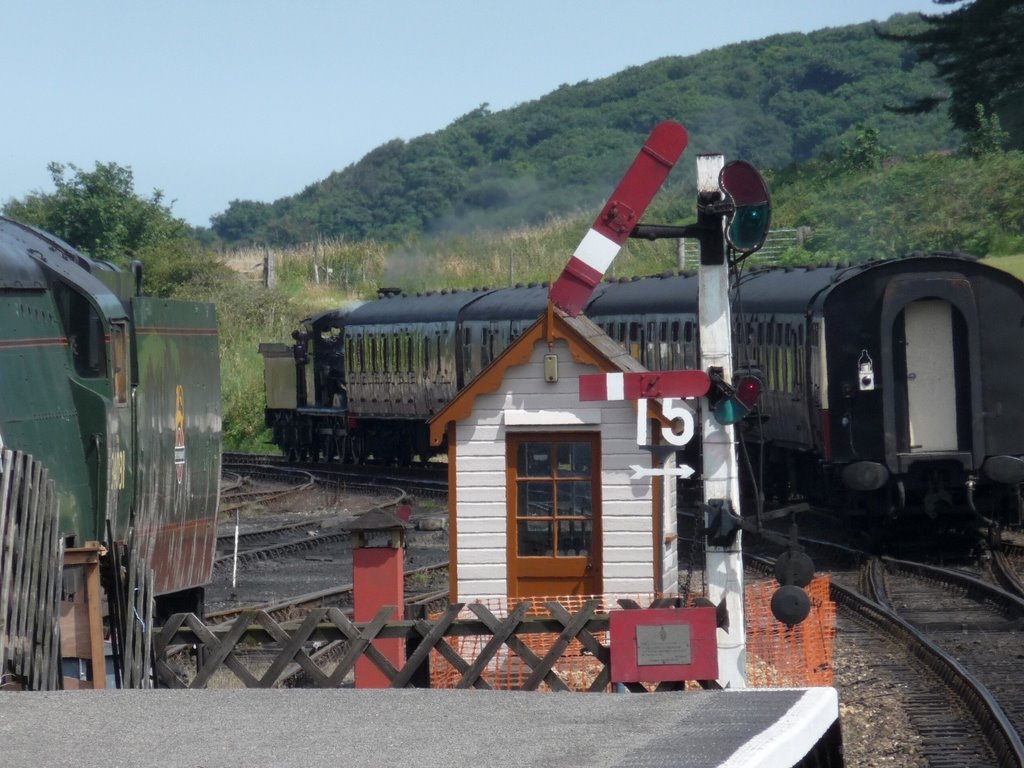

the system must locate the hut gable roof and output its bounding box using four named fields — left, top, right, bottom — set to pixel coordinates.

left=428, top=302, right=652, bottom=445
